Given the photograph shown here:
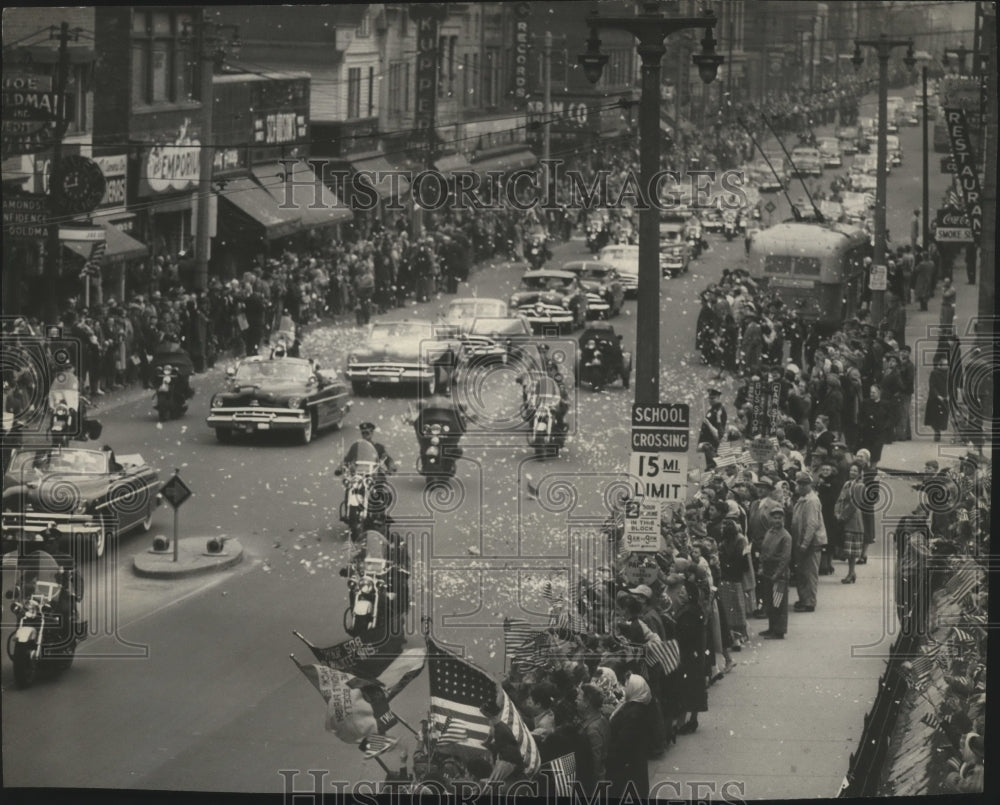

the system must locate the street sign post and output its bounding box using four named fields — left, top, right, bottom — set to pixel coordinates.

left=159, top=471, right=193, bottom=562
